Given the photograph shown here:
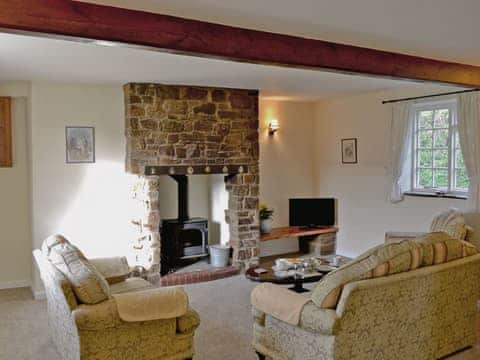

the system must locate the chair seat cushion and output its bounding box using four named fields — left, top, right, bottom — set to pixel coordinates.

left=110, top=277, right=153, bottom=295
left=89, top=257, right=131, bottom=284
left=42, top=234, right=111, bottom=305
